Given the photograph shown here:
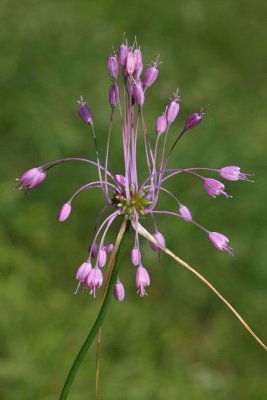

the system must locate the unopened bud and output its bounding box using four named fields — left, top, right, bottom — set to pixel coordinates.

left=118, top=44, right=129, bottom=66
left=114, top=281, right=125, bottom=301
left=150, top=231, right=166, bottom=252
left=107, top=55, right=119, bottom=79
left=57, top=202, right=71, bottom=222
left=98, top=249, right=107, bottom=268
left=133, top=81, right=145, bottom=106
left=143, top=66, right=158, bottom=88
left=166, top=95, right=180, bottom=124
left=125, top=52, right=135, bottom=75
left=184, top=111, right=204, bottom=131
left=114, top=174, right=126, bottom=186
left=78, top=97, right=93, bottom=125
left=133, top=49, right=143, bottom=70
left=156, top=114, right=167, bottom=135
left=109, top=83, right=119, bottom=107
left=131, top=248, right=140, bottom=266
